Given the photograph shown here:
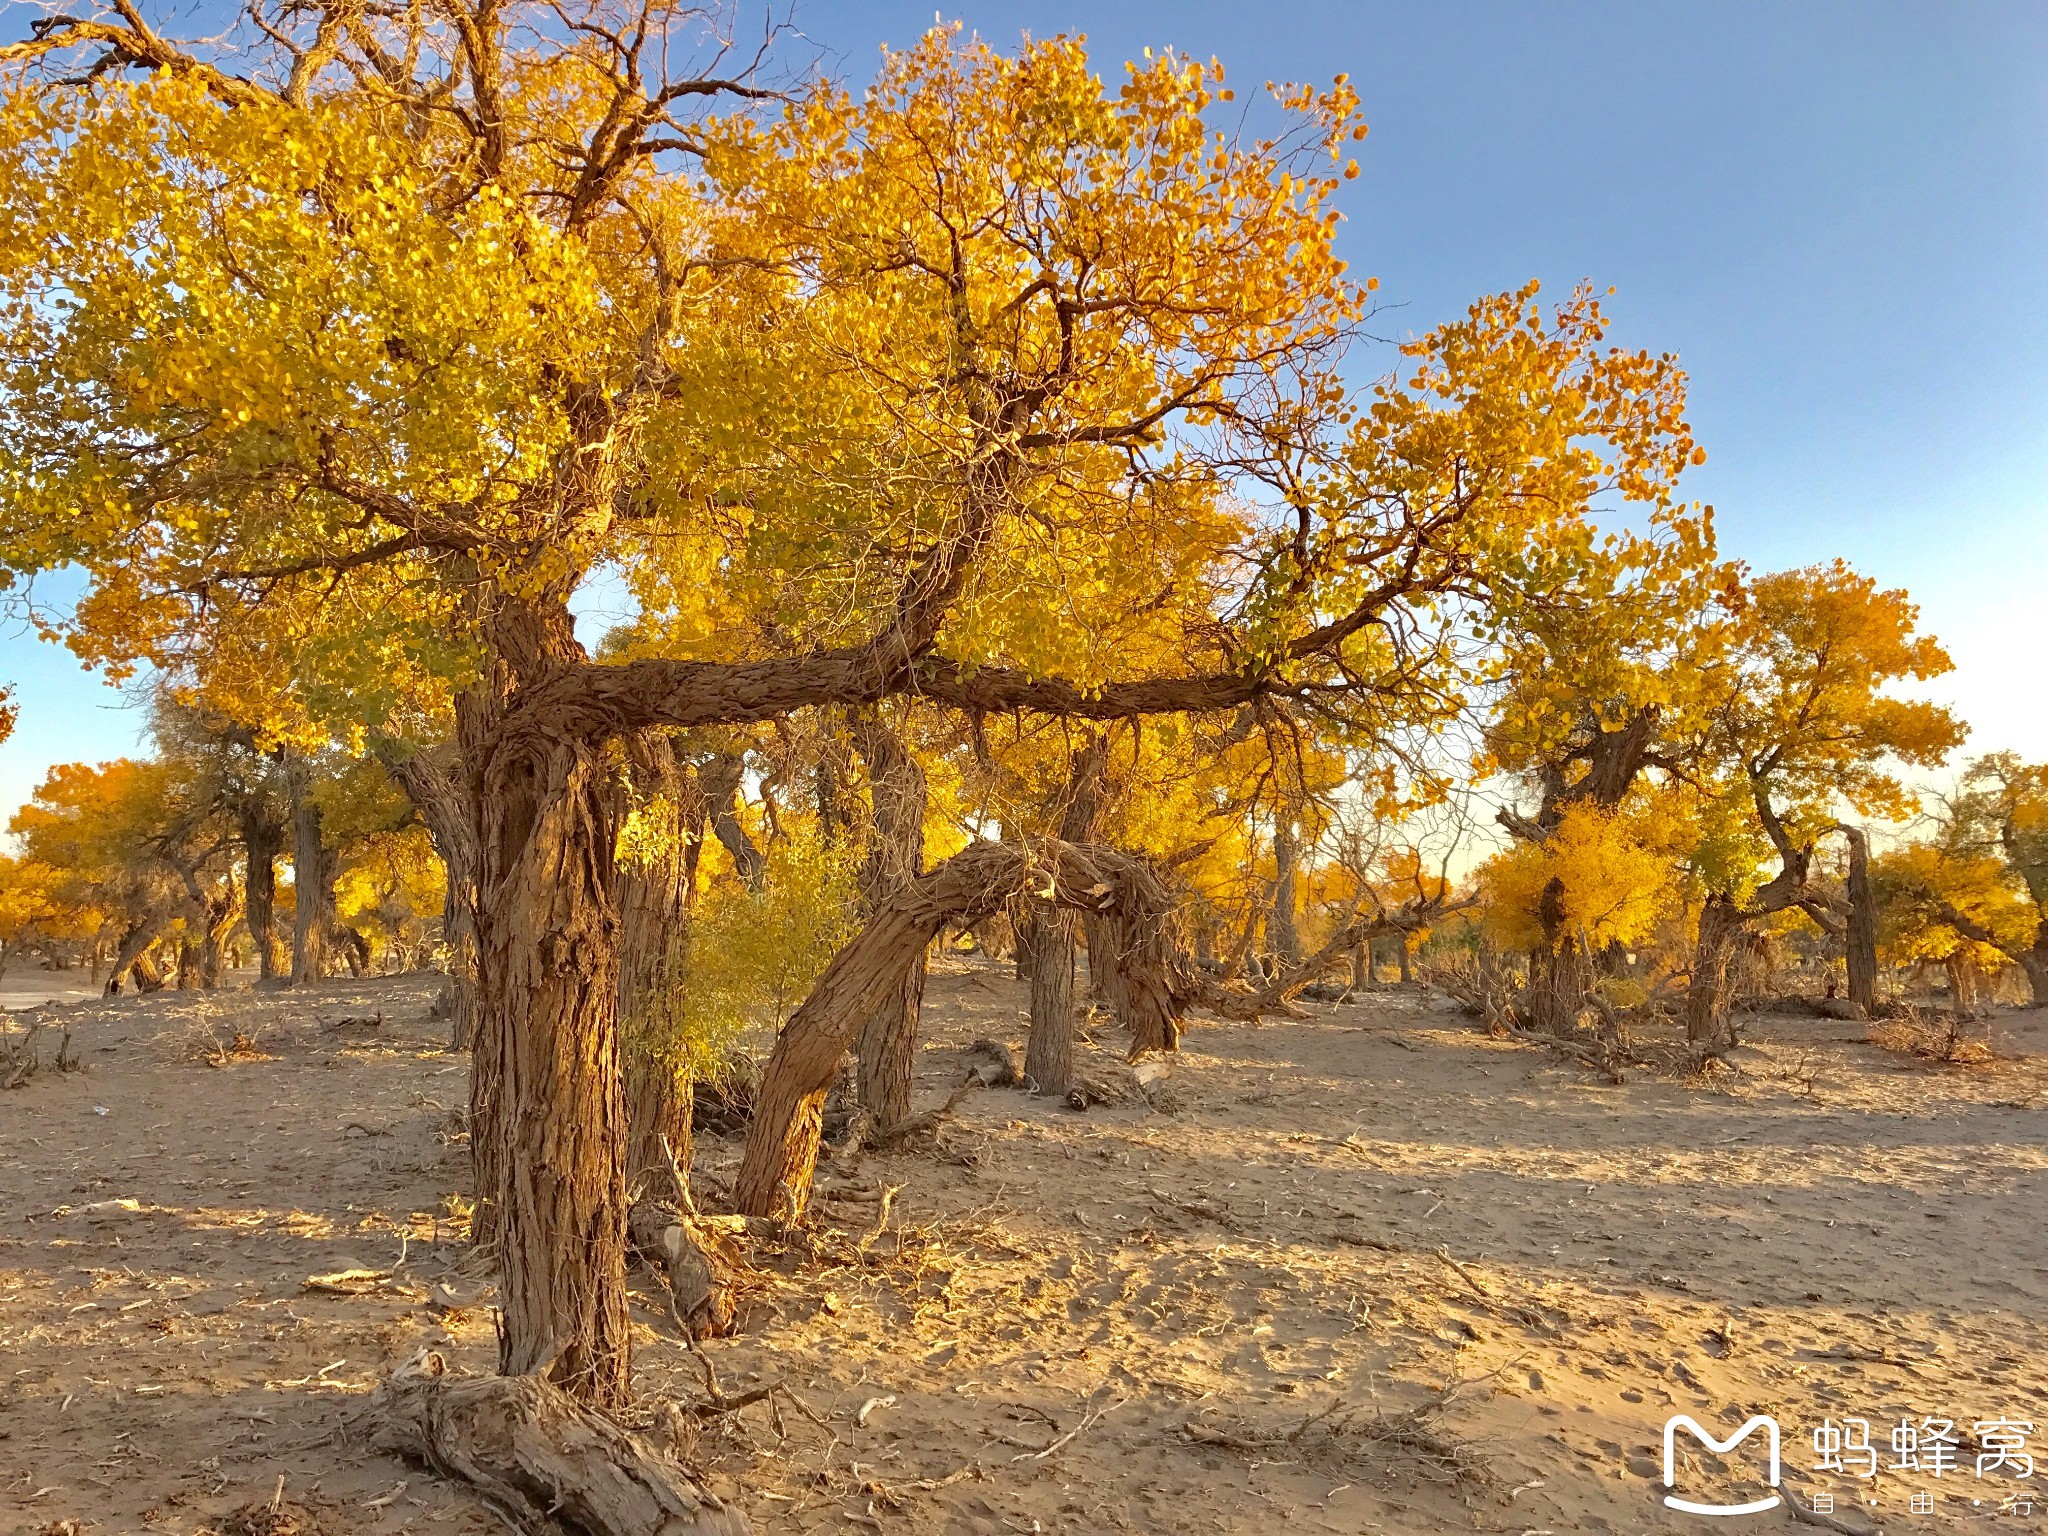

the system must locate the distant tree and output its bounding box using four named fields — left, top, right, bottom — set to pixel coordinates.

left=1683, top=563, right=1964, bottom=1048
